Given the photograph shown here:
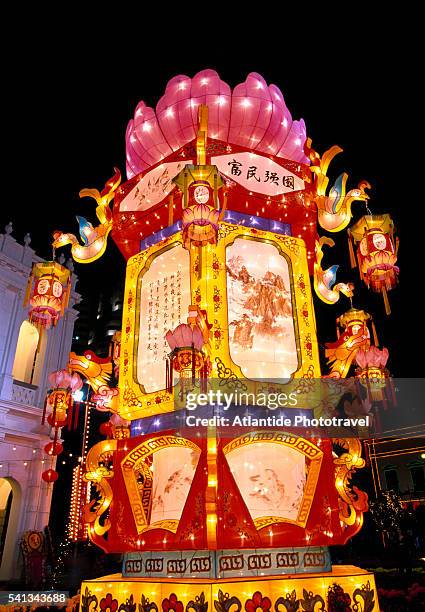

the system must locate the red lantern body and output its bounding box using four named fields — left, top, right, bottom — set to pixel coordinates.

left=349, top=214, right=399, bottom=314
left=42, top=469, right=58, bottom=483
left=44, top=441, right=64, bottom=456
